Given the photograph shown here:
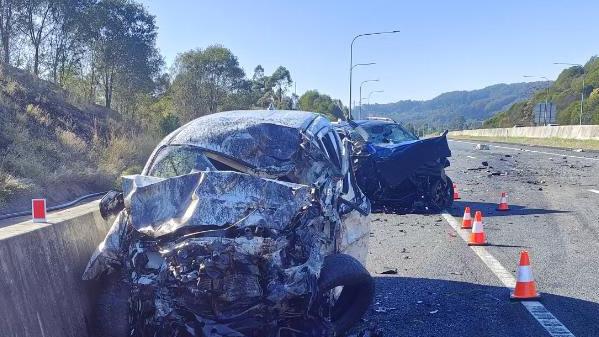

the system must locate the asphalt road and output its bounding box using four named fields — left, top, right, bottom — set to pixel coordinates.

left=363, top=139, right=599, bottom=337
